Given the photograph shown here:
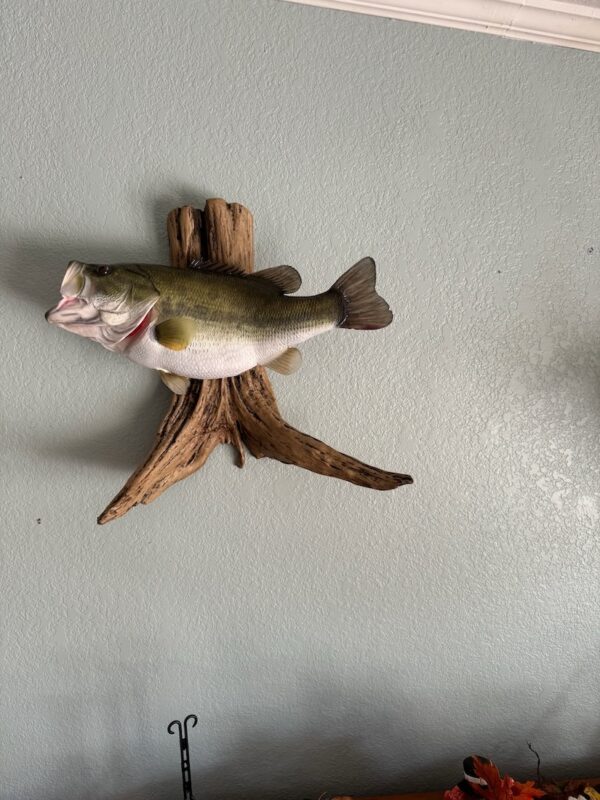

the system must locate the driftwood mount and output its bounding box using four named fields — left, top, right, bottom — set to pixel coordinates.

left=98, top=199, right=412, bottom=524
